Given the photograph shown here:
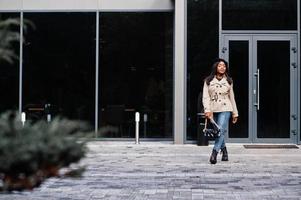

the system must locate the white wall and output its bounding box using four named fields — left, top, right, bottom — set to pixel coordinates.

left=0, top=0, right=21, bottom=11
left=0, top=0, right=174, bottom=11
